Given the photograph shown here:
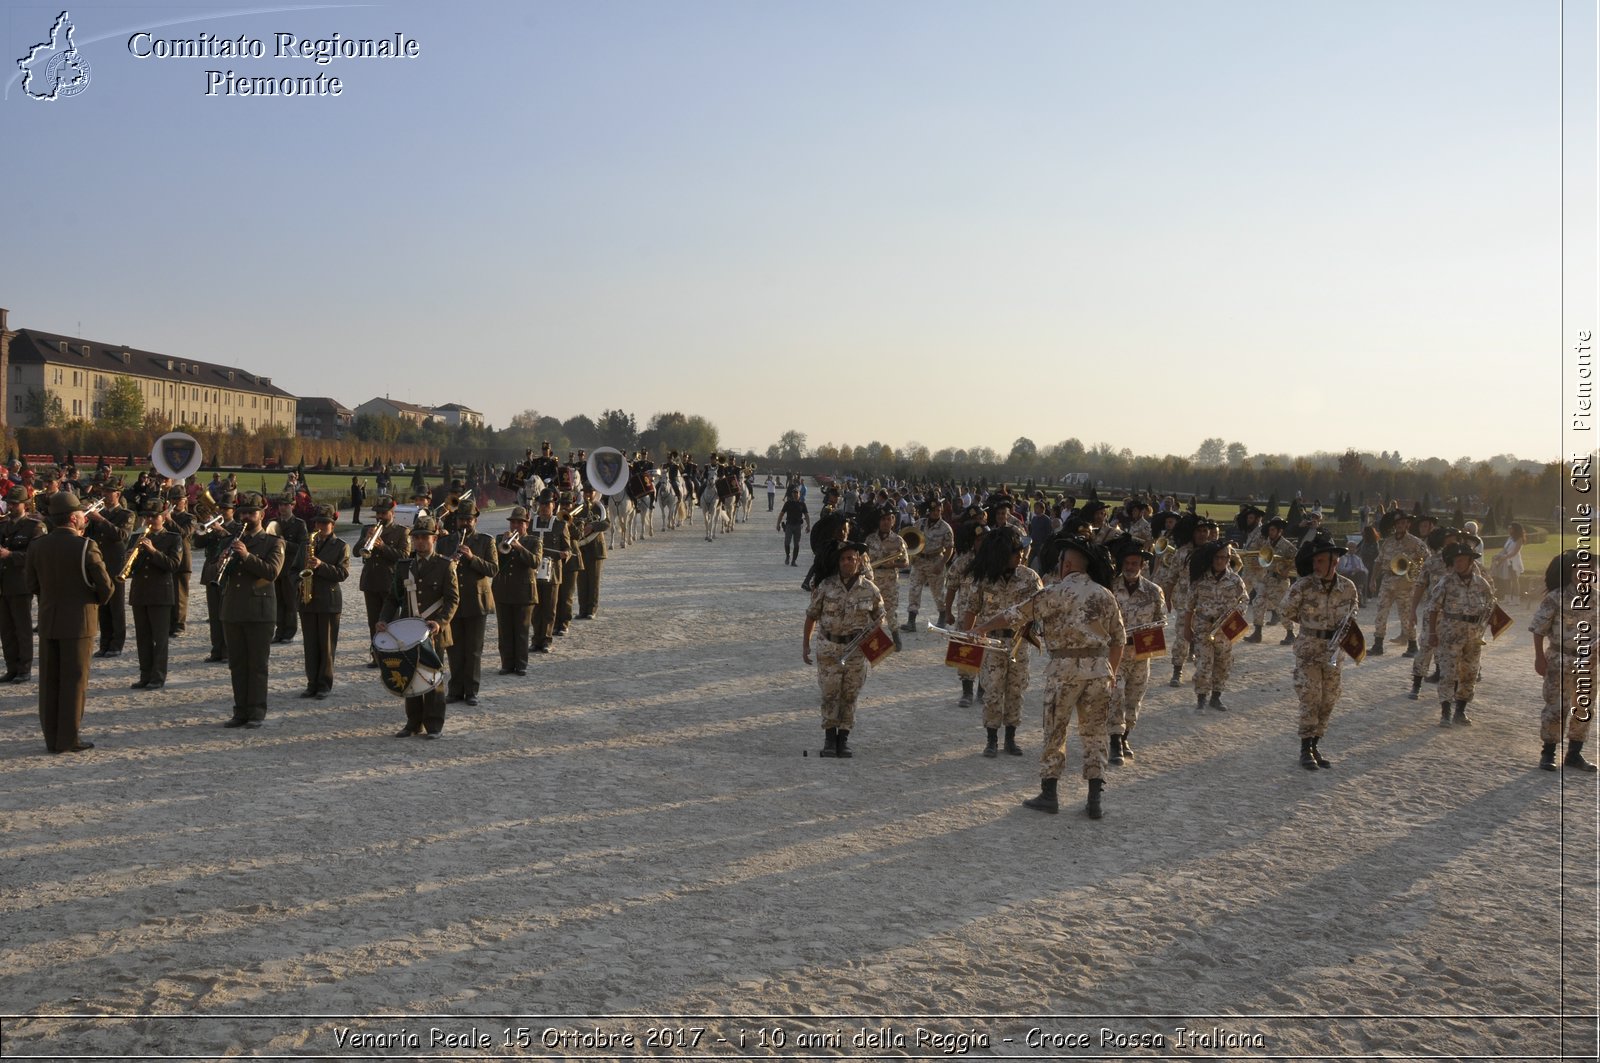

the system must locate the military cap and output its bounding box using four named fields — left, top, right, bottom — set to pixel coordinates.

left=216, top=491, right=238, bottom=508
left=47, top=490, right=84, bottom=518
left=537, top=487, right=558, bottom=504
left=411, top=515, right=439, bottom=536
left=508, top=506, right=530, bottom=522
left=236, top=492, right=266, bottom=513
left=5, top=485, right=28, bottom=504
left=1443, top=541, right=1481, bottom=563
left=165, top=485, right=185, bottom=501
left=312, top=505, right=338, bottom=524
left=1265, top=516, right=1289, bottom=529
left=410, top=489, right=431, bottom=501
left=834, top=539, right=868, bottom=556
left=372, top=497, right=396, bottom=512
left=277, top=493, right=296, bottom=506
left=1080, top=499, right=1108, bottom=515
left=140, top=498, right=170, bottom=517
